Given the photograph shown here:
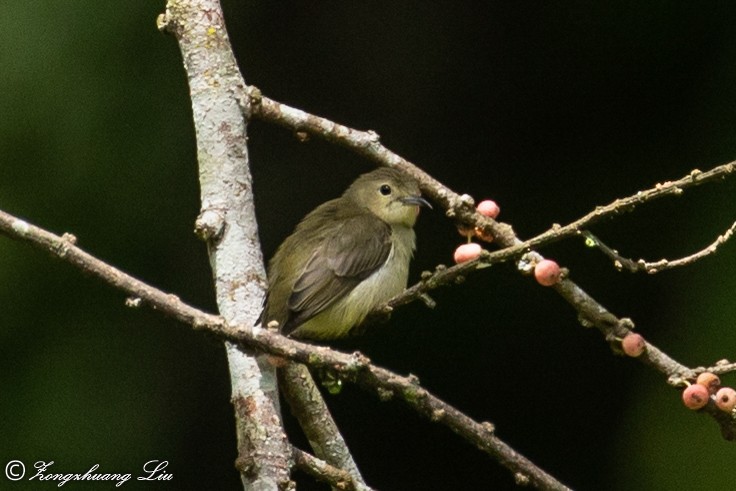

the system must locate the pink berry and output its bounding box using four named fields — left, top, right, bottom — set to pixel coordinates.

left=696, top=372, right=721, bottom=394
left=453, top=243, right=482, bottom=264
left=621, top=333, right=646, bottom=357
left=476, top=200, right=500, bottom=219
left=682, top=384, right=710, bottom=410
left=534, top=259, right=561, bottom=286
left=715, top=387, right=736, bottom=412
